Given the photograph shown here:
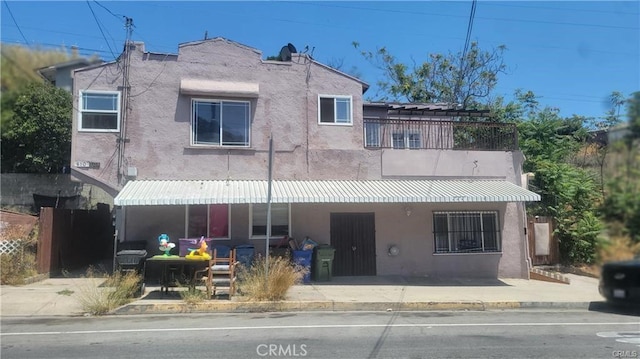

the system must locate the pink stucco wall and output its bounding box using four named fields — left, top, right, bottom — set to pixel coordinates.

left=72, top=38, right=371, bottom=186
left=122, top=201, right=527, bottom=278
left=75, top=38, right=531, bottom=278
